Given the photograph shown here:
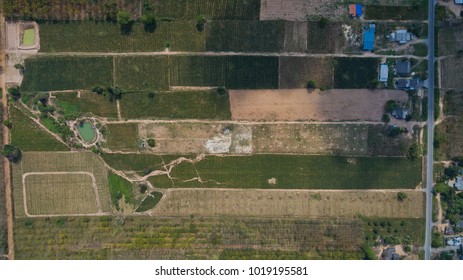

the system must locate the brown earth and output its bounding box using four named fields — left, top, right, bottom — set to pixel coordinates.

left=152, top=189, right=425, bottom=218
left=229, top=89, right=409, bottom=121
left=260, top=0, right=347, bottom=21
